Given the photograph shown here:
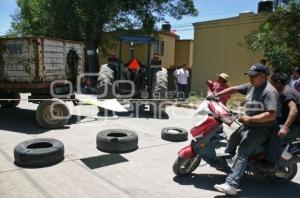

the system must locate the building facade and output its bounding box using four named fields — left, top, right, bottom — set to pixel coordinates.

left=99, top=32, right=182, bottom=69
left=191, top=12, right=268, bottom=95
left=175, top=40, right=194, bottom=68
